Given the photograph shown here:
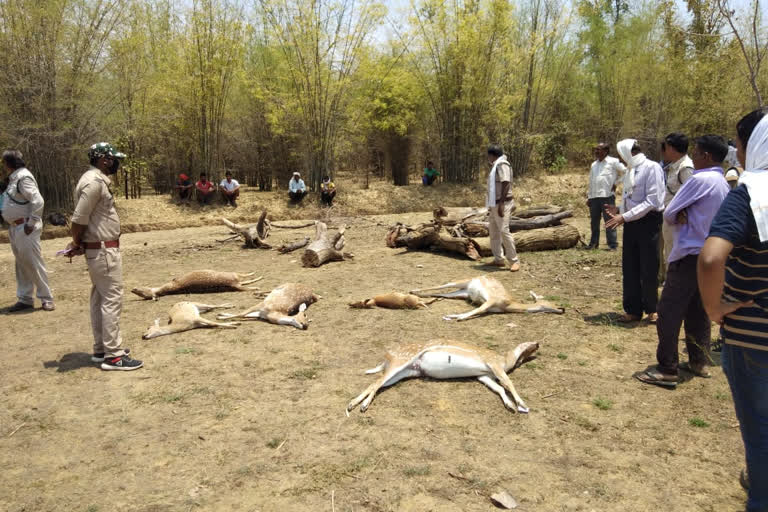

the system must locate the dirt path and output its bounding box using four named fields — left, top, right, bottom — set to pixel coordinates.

left=0, top=213, right=746, bottom=511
